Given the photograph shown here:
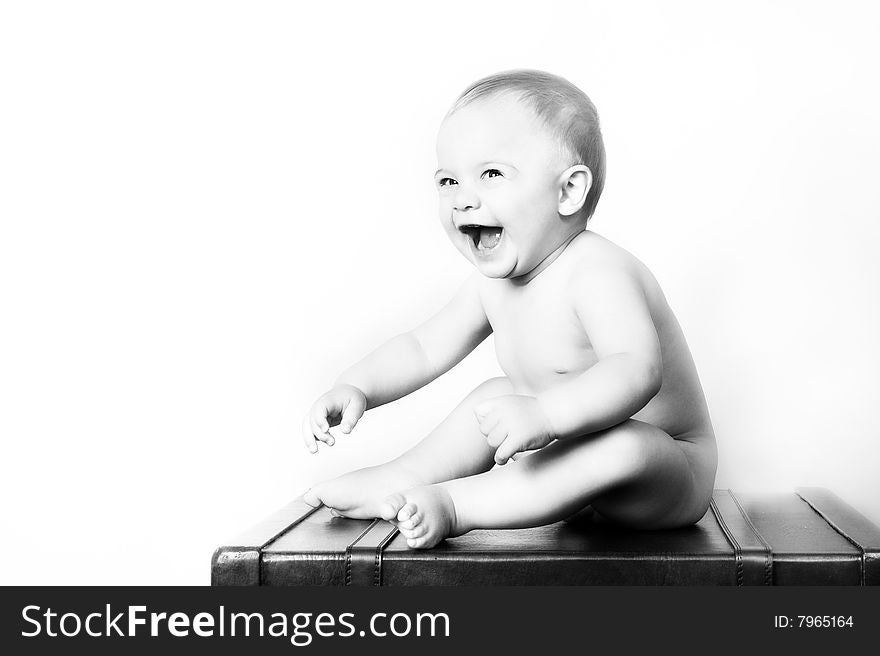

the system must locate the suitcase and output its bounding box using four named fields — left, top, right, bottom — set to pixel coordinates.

left=211, top=487, right=880, bottom=586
